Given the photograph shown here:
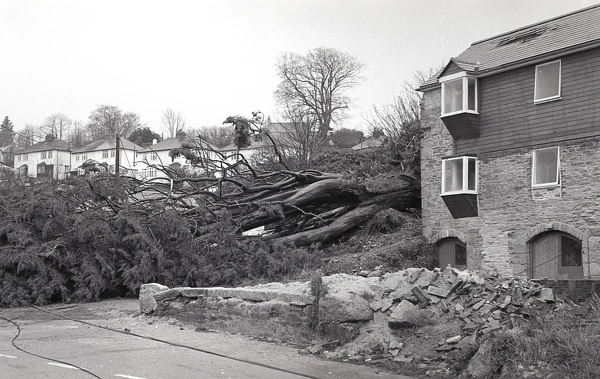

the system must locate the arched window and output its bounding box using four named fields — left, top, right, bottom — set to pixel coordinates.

left=531, top=231, right=582, bottom=279
left=437, top=238, right=467, bottom=270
